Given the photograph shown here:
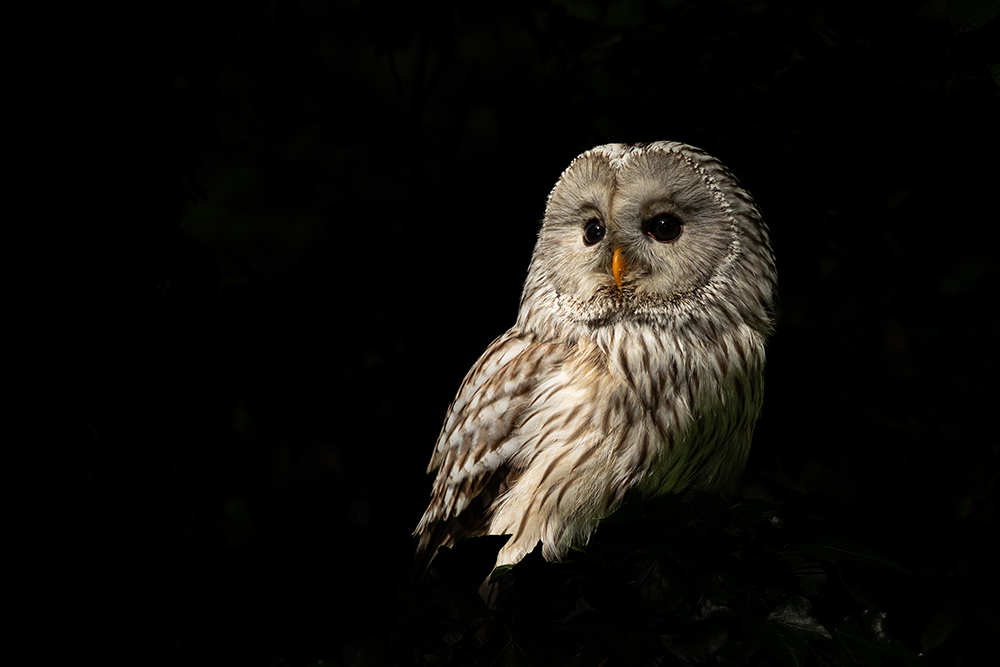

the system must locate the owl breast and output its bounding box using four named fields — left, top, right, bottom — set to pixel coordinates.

left=487, top=313, right=765, bottom=566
